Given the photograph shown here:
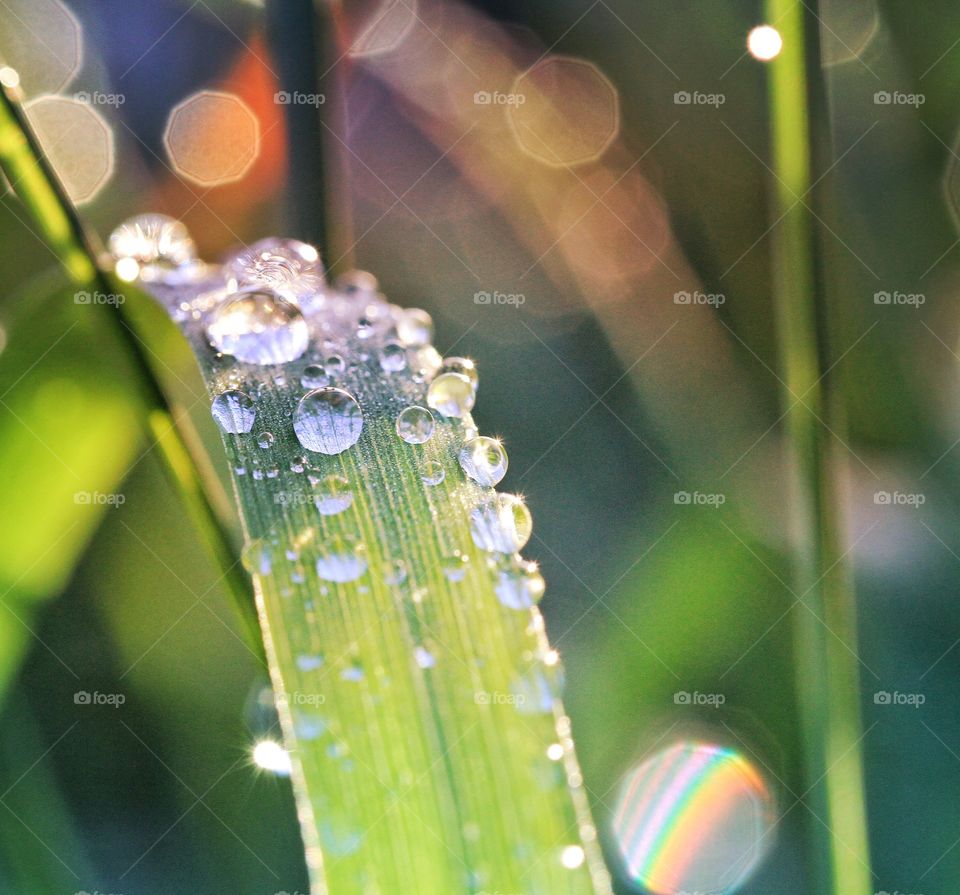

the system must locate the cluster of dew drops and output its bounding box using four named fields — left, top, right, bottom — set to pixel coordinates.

left=107, top=213, right=547, bottom=616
